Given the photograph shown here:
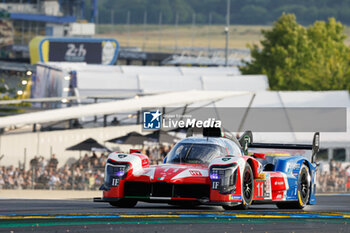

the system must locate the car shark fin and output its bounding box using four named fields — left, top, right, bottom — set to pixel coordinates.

left=239, top=131, right=253, bottom=155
